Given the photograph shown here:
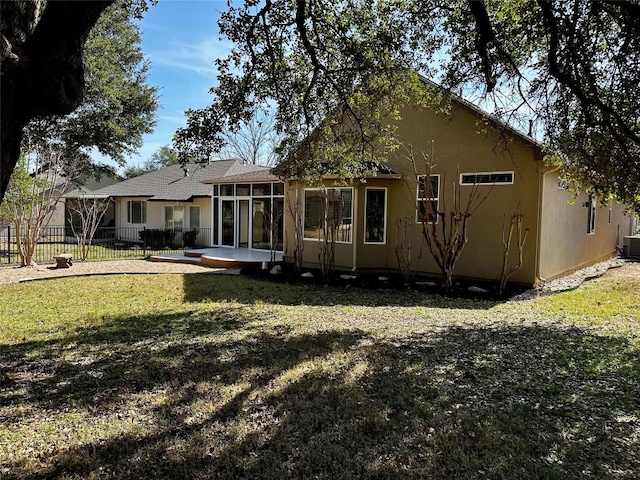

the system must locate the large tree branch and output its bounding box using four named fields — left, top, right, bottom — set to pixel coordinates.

left=1, top=0, right=113, bottom=202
